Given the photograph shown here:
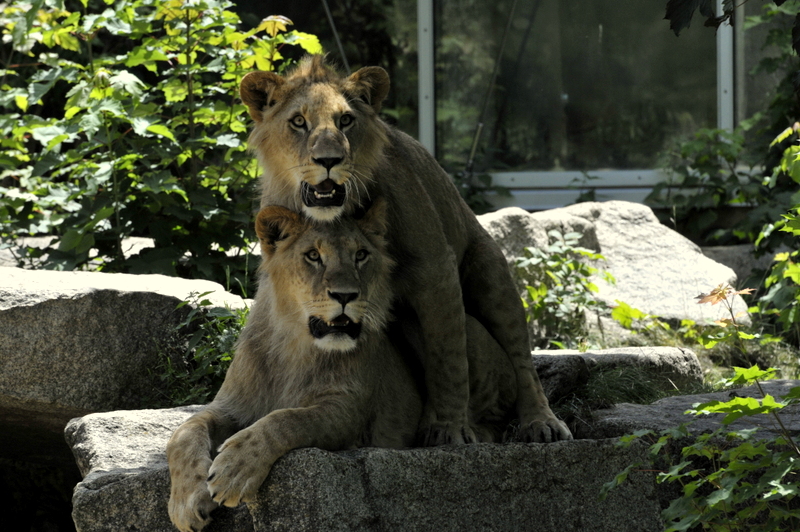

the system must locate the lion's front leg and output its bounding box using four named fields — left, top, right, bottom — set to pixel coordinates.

left=167, top=409, right=234, bottom=532
left=403, top=256, right=475, bottom=446
left=207, top=403, right=361, bottom=507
